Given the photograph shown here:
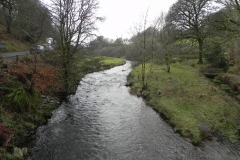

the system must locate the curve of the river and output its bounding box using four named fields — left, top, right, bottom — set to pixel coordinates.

left=31, top=61, right=240, bottom=160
